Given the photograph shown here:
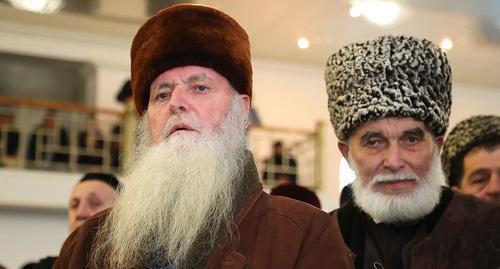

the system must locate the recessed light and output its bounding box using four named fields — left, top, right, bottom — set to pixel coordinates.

left=351, top=0, right=401, bottom=26
left=440, top=38, right=453, bottom=50
left=297, top=37, right=310, bottom=49
left=349, top=6, right=361, bottom=17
